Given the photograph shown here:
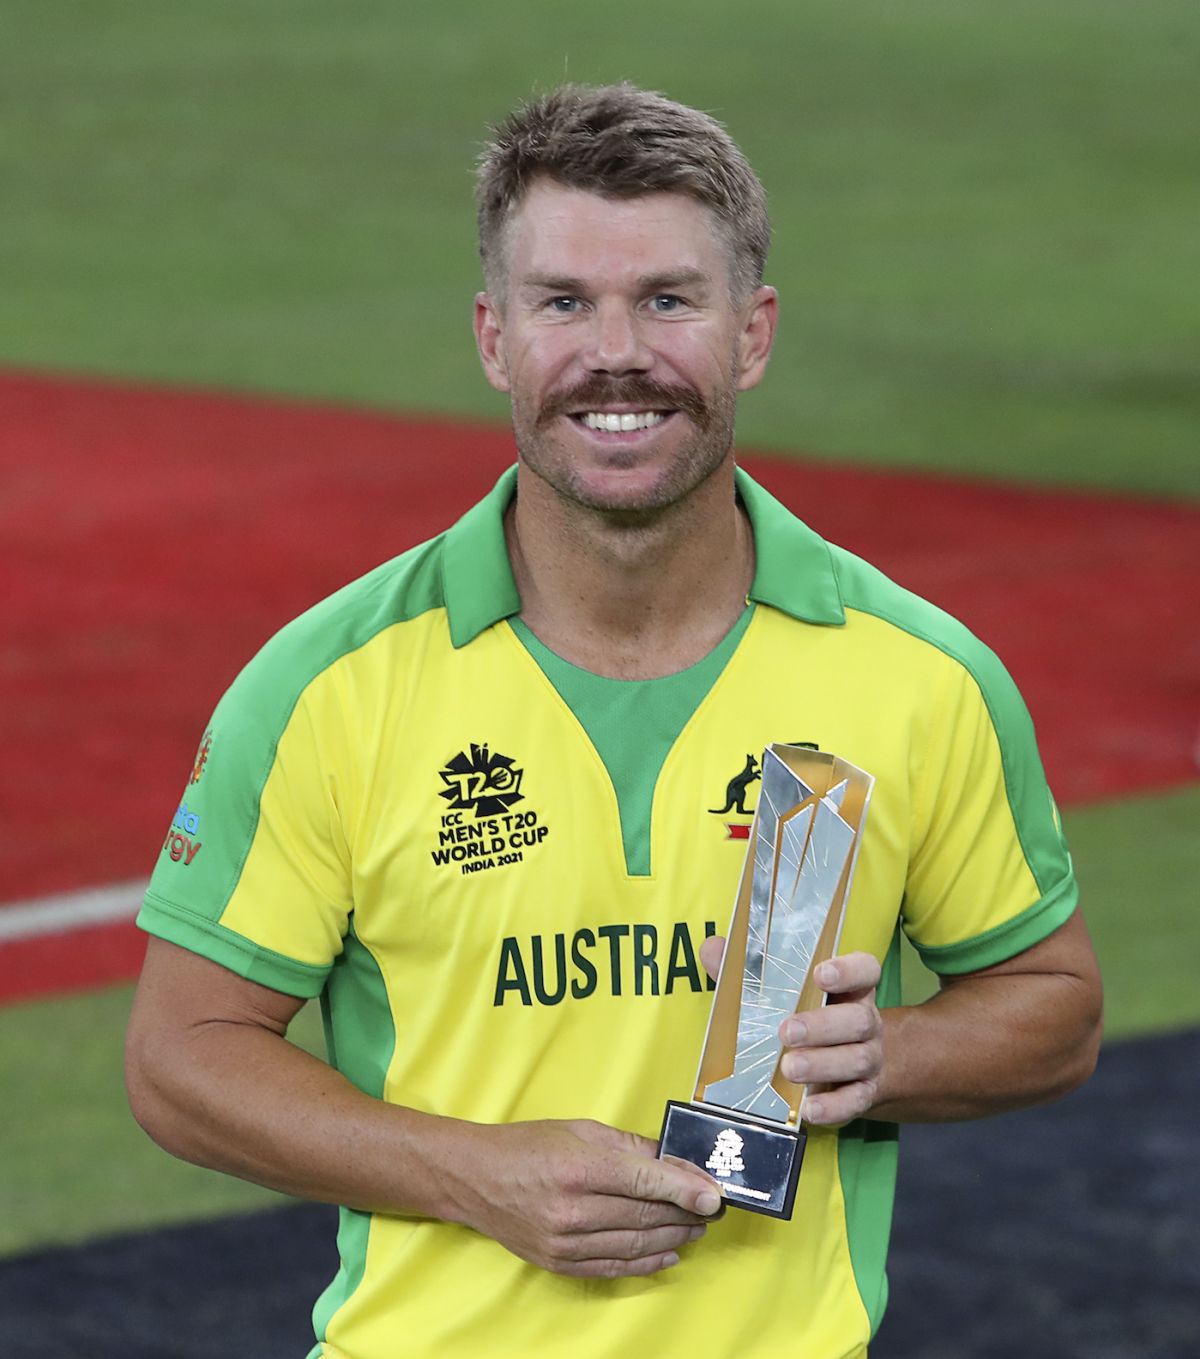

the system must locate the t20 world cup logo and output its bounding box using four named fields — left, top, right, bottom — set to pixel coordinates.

left=438, top=744, right=525, bottom=818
